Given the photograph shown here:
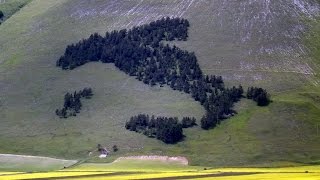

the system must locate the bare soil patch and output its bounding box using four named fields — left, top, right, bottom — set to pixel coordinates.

left=115, top=156, right=189, bottom=165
